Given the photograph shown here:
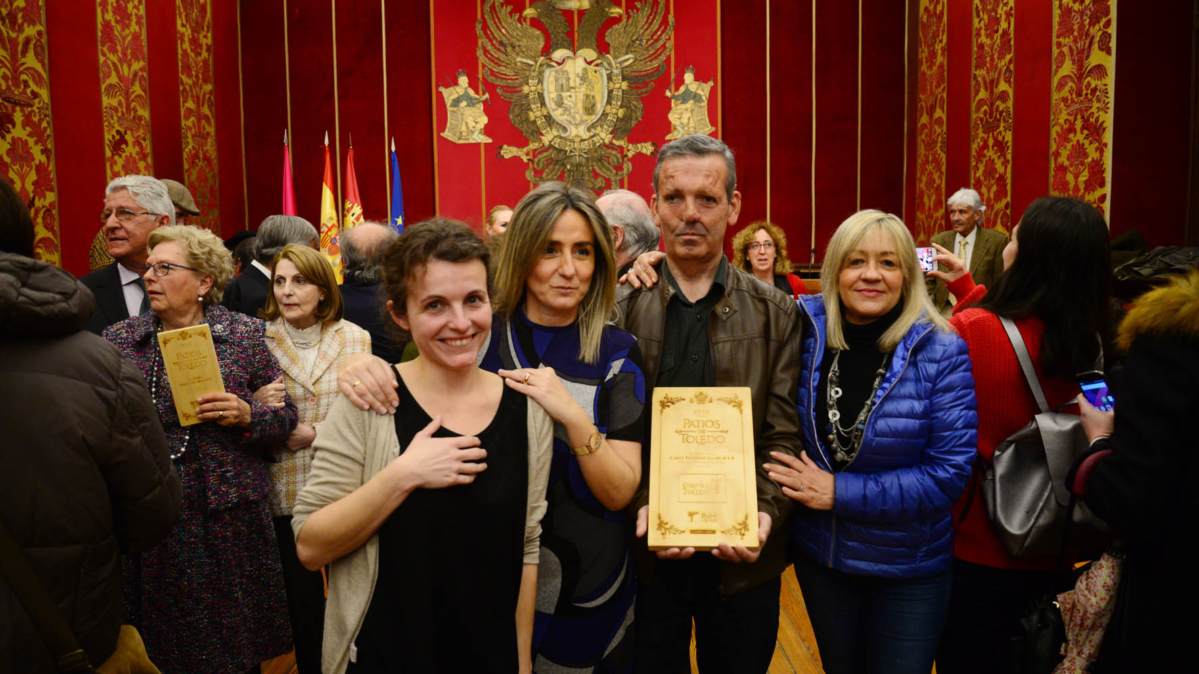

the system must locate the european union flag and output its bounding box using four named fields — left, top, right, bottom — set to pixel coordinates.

left=390, top=138, right=404, bottom=233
